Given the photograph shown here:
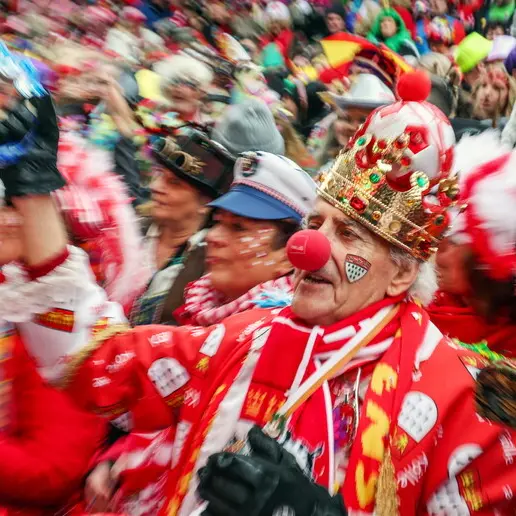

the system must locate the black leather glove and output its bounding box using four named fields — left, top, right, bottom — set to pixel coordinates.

left=0, top=93, right=65, bottom=198
left=0, top=100, right=36, bottom=144
left=198, top=426, right=347, bottom=516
